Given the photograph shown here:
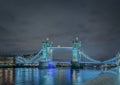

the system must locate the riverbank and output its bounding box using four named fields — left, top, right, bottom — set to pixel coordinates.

left=82, top=73, right=118, bottom=85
